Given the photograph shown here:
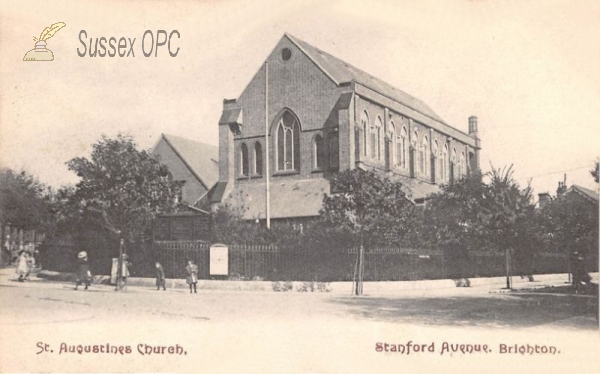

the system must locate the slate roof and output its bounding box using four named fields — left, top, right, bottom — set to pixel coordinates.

left=356, top=163, right=440, bottom=202
left=159, top=134, right=219, bottom=190
left=568, top=185, right=599, bottom=202
left=224, top=179, right=330, bottom=220
left=206, top=181, right=228, bottom=204
left=286, top=33, right=446, bottom=125
left=390, top=174, right=441, bottom=202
